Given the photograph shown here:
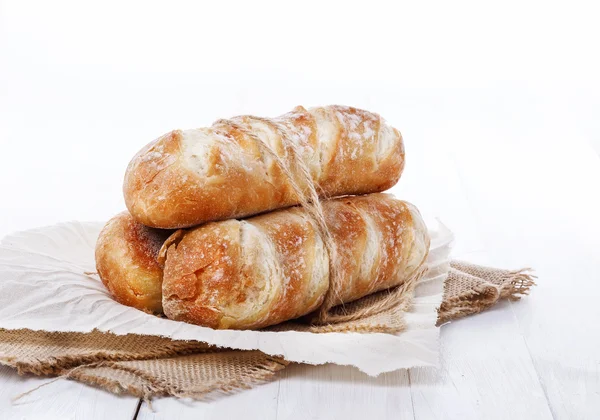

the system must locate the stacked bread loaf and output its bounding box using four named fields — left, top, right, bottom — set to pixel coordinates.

left=96, top=105, right=430, bottom=330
